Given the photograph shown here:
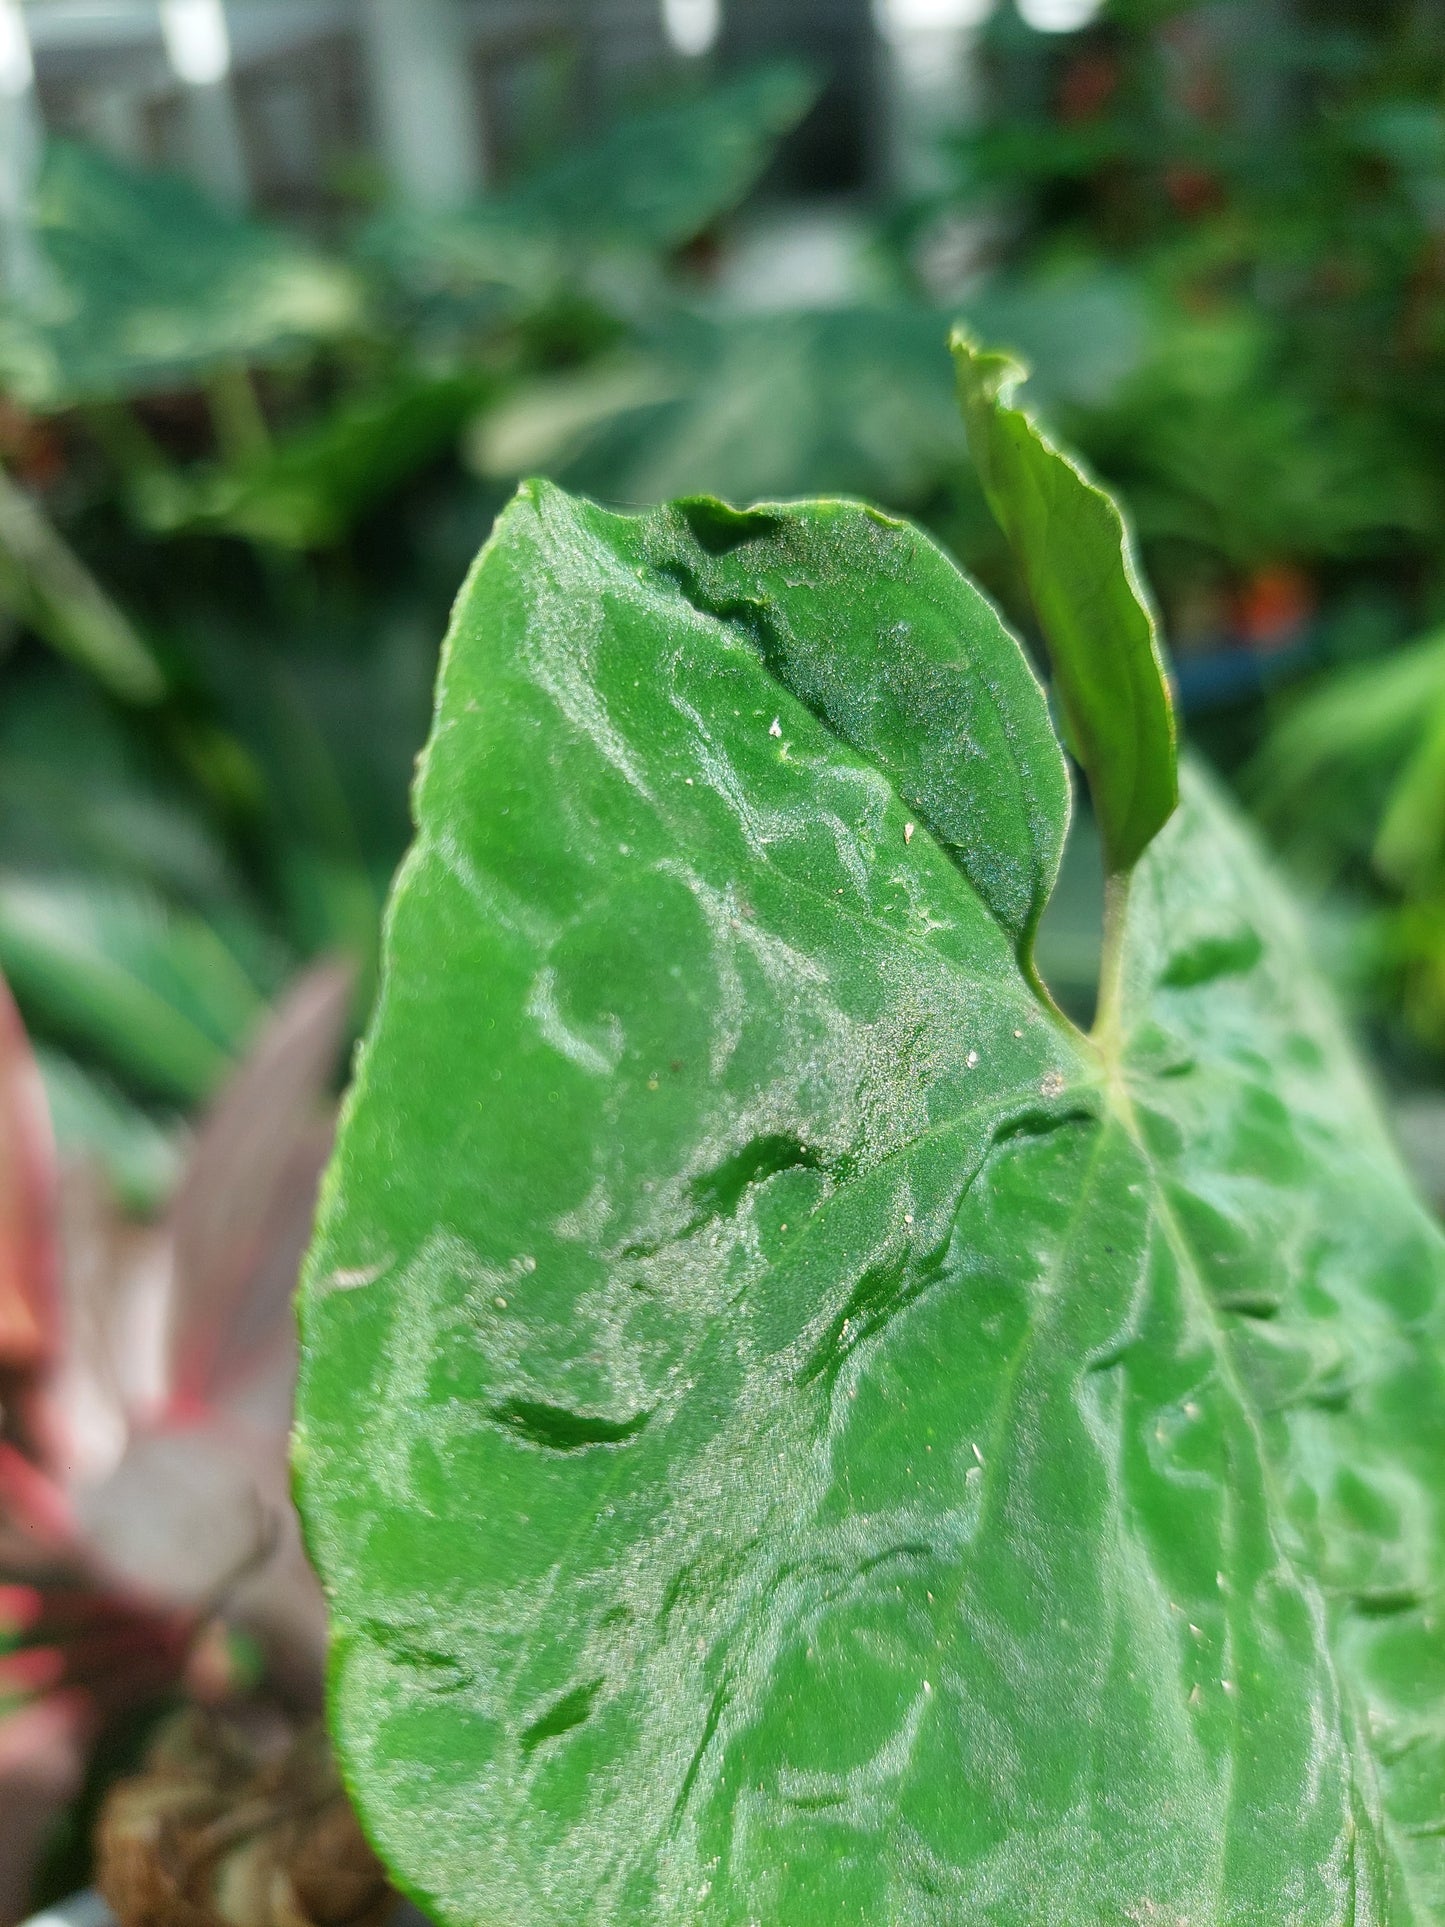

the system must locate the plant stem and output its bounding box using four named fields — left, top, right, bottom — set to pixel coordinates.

left=207, top=362, right=272, bottom=466
left=1092, top=868, right=1132, bottom=1059
left=0, top=460, right=165, bottom=702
